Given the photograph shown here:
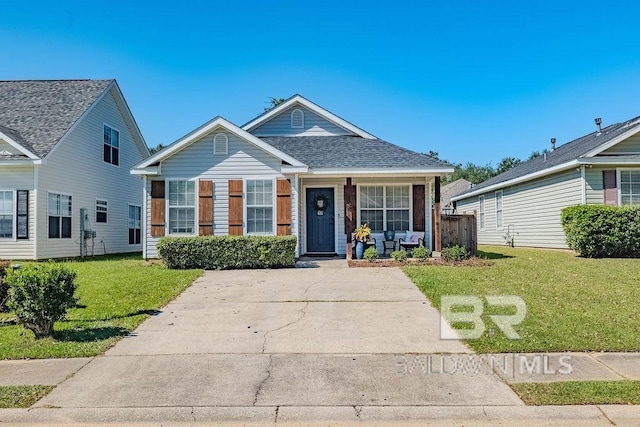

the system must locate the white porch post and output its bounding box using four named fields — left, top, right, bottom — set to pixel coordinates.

left=427, top=178, right=433, bottom=251
left=293, top=173, right=300, bottom=257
